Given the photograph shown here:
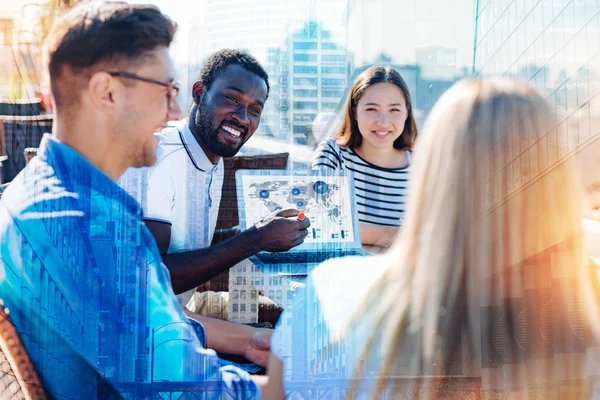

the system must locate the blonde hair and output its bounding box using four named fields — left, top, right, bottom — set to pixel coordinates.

left=350, top=77, right=596, bottom=398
